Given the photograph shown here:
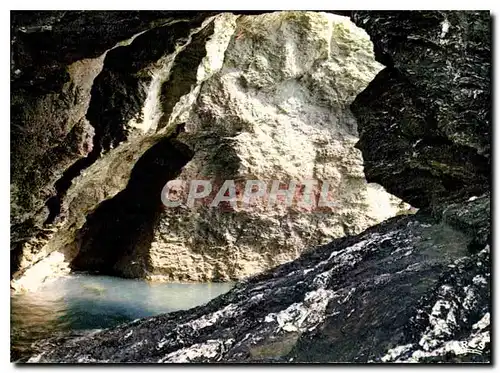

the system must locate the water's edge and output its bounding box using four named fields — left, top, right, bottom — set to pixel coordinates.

left=11, top=273, right=233, bottom=362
